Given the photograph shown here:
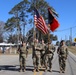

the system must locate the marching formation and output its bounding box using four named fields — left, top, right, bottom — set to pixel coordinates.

left=17, top=39, right=68, bottom=73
